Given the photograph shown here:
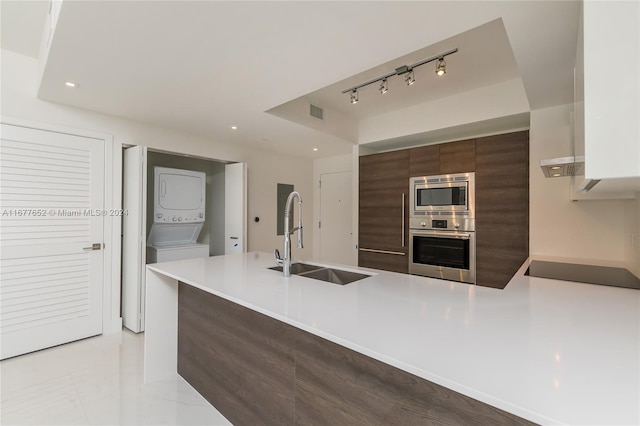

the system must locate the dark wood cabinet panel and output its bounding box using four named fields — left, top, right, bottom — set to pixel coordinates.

left=359, top=149, right=409, bottom=181
left=359, top=204, right=406, bottom=250
left=358, top=249, right=408, bottom=274
left=409, top=144, right=439, bottom=177
left=359, top=150, right=409, bottom=272
left=439, top=139, right=476, bottom=174
left=178, top=283, right=536, bottom=426
left=475, top=131, right=529, bottom=289
left=295, top=329, right=536, bottom=426
left=361, top=131, right=528, bottom=287
left=178, top=283, right=296, bottom=425
left=409, top=140, right=475, bottom=177
left=476, top=249, right=527, bottom=289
